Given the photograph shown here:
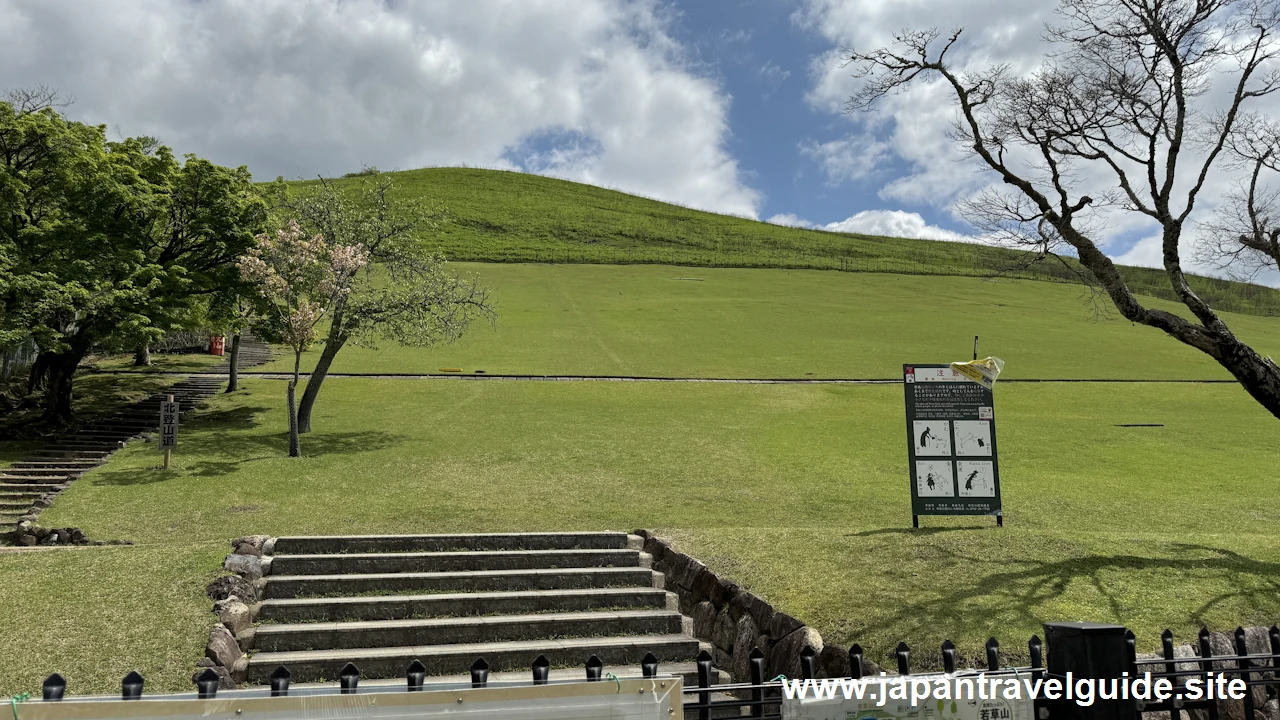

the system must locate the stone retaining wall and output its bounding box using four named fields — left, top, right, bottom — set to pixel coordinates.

left=635, top=529, right=879, bottom=682
left=198, top=534, right=272, bottom=688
